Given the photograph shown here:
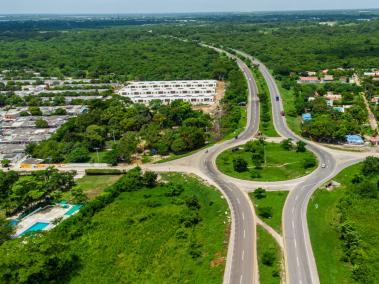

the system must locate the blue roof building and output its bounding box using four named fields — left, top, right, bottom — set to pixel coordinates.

left=302, top=113, right=312, bottom=121
left=345, top=135, right=364, bottom=145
